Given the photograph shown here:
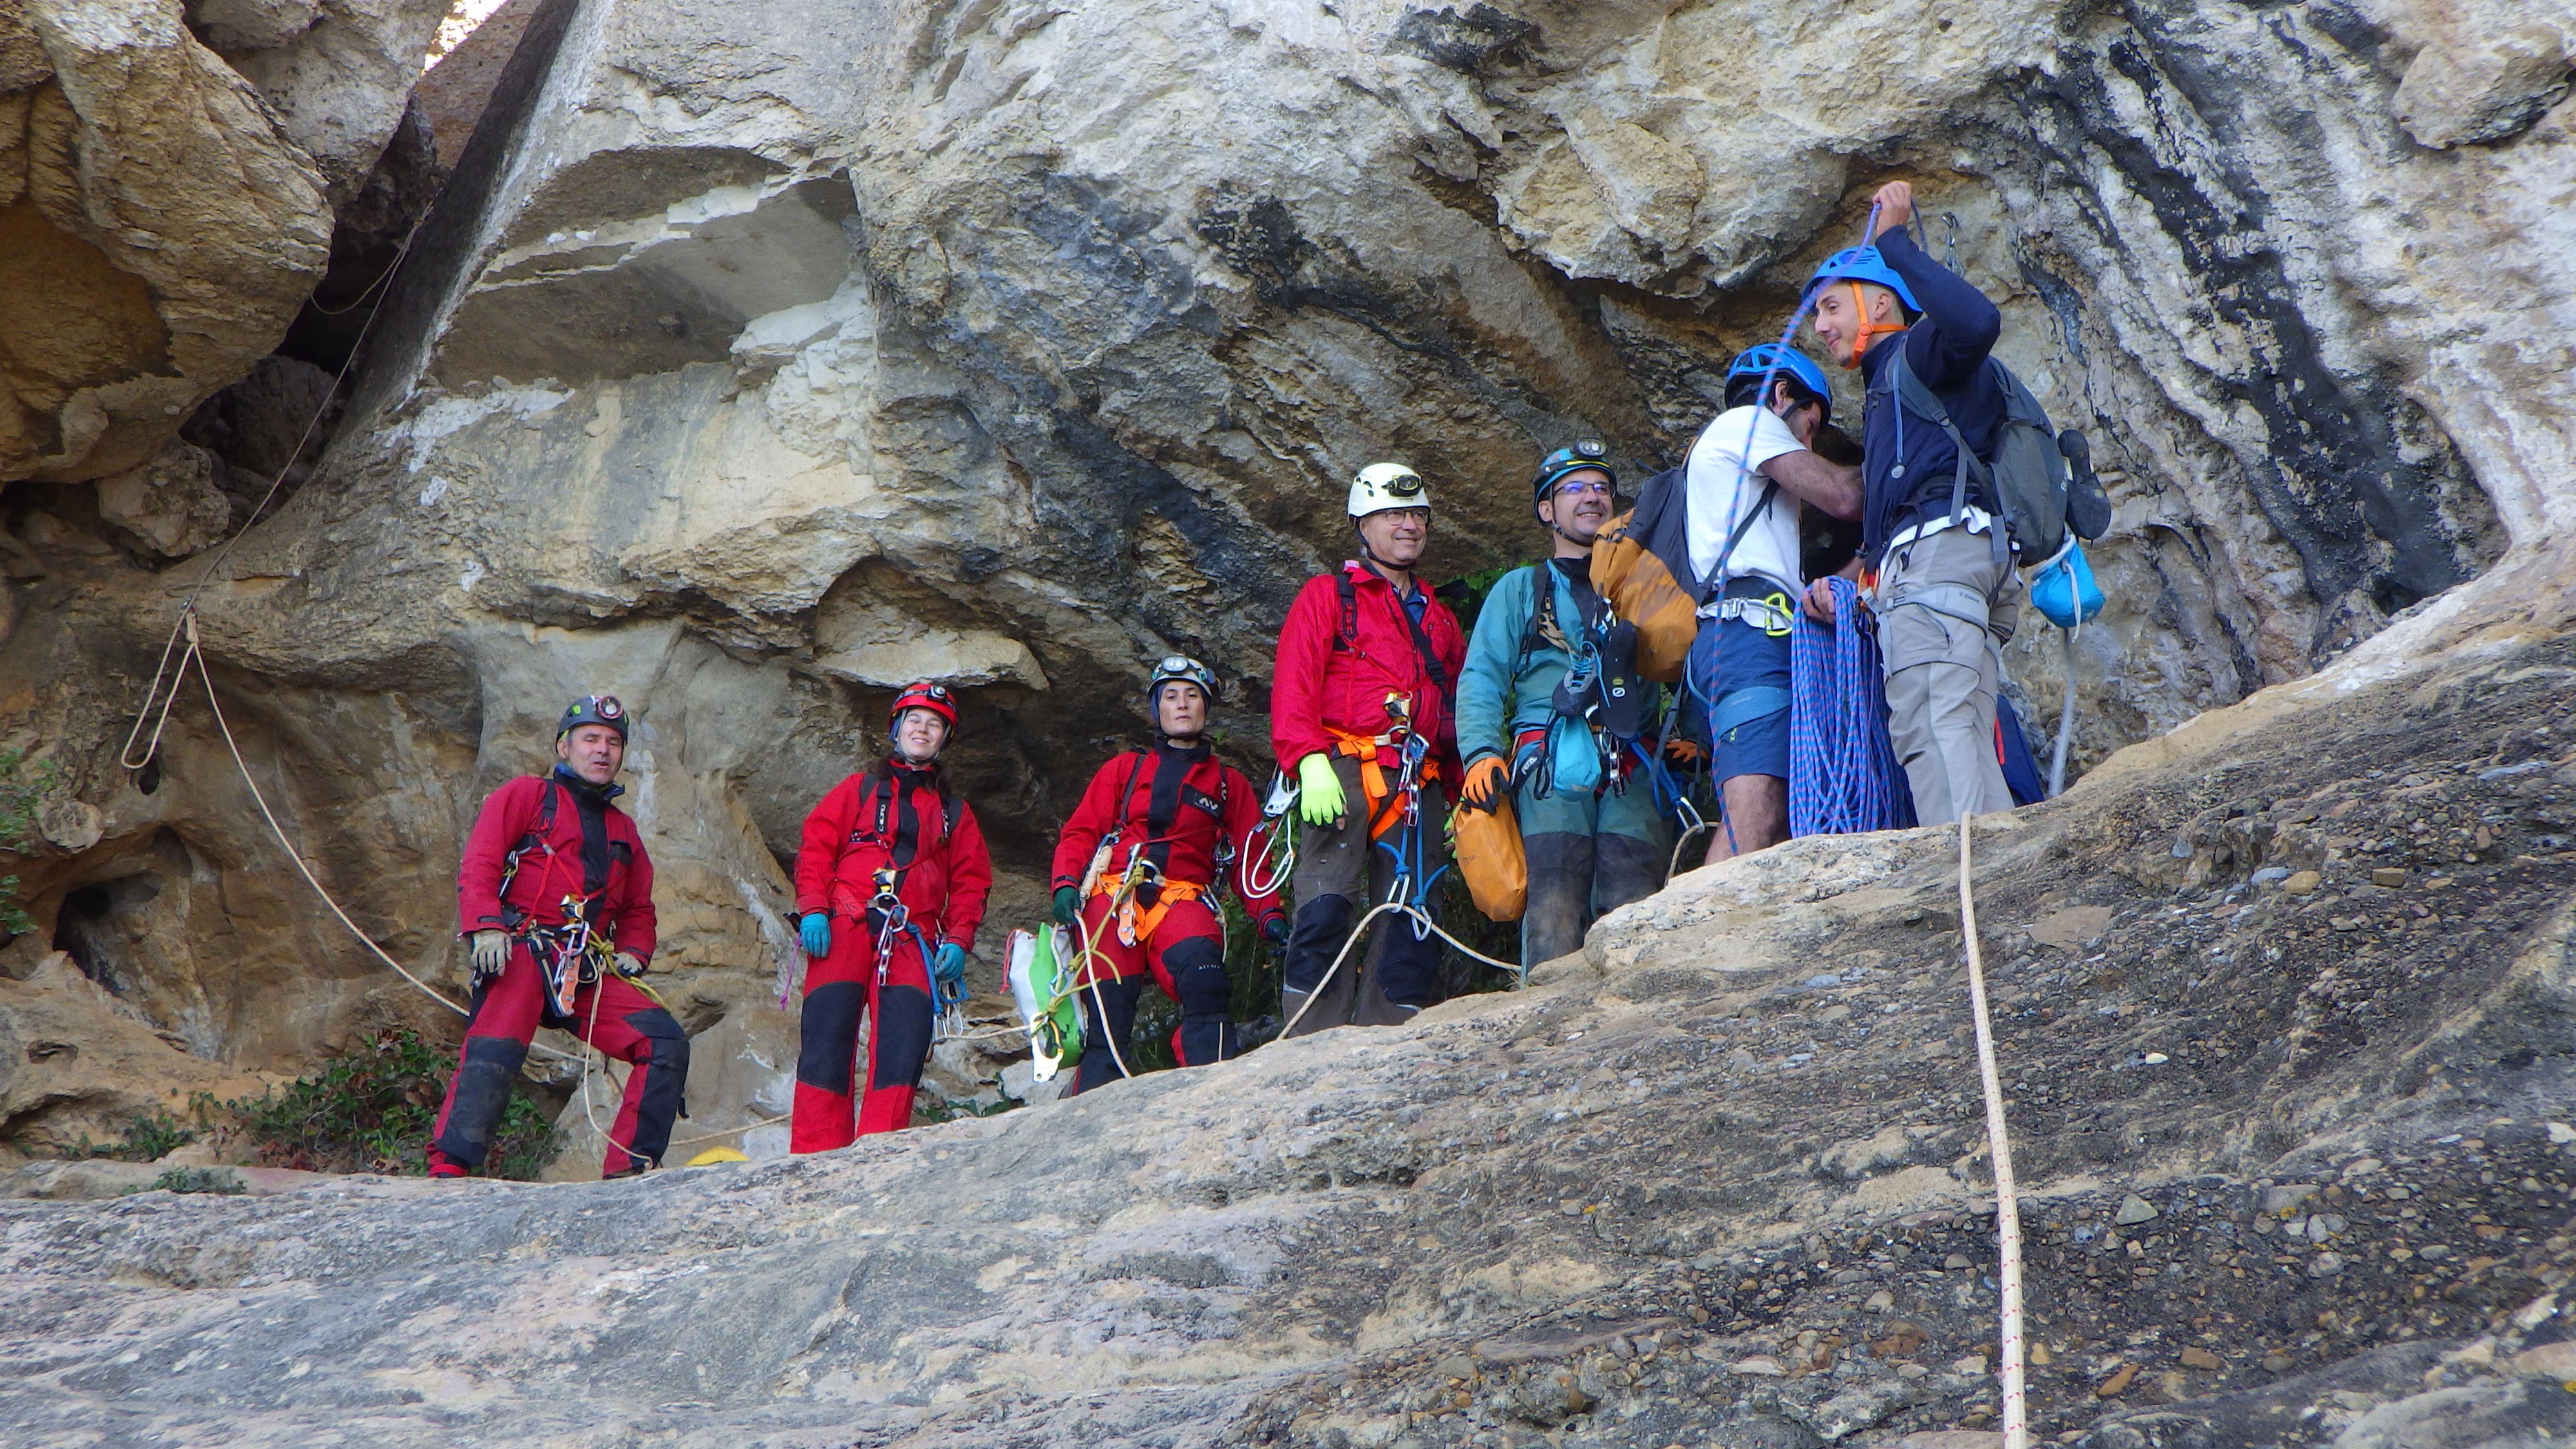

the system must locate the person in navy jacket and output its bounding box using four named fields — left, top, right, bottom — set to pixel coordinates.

left=1806, top=180, right=2020, bottom=824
